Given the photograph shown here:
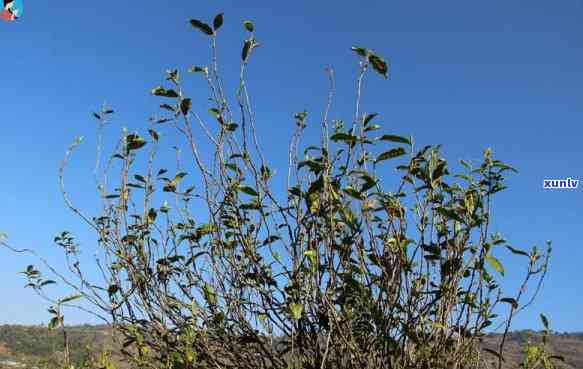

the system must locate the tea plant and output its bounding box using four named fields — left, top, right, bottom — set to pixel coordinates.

left=4, top=13, right=555, bottom=369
